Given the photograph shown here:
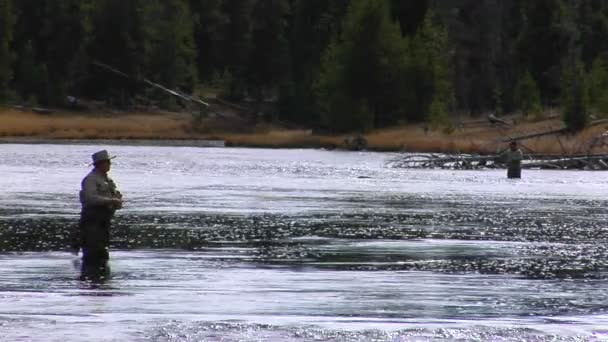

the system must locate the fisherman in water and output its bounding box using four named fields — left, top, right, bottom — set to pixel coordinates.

left=72, top=150, right=122, bottom=278
left=500, top=141, right=523, bottom=178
